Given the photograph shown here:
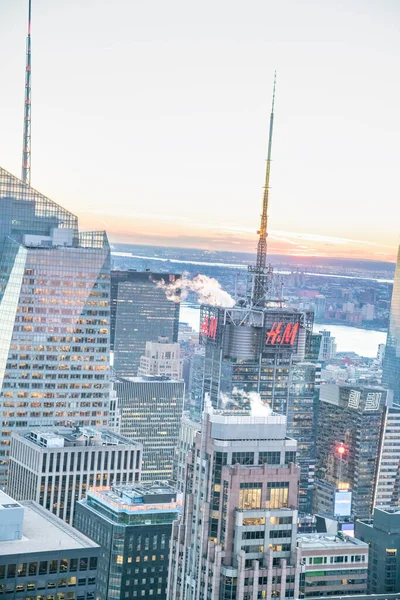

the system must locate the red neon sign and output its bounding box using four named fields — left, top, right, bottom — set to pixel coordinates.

left=200, top=316, right=218, bottom=340
left=265, top=321, right=299, bottom=346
